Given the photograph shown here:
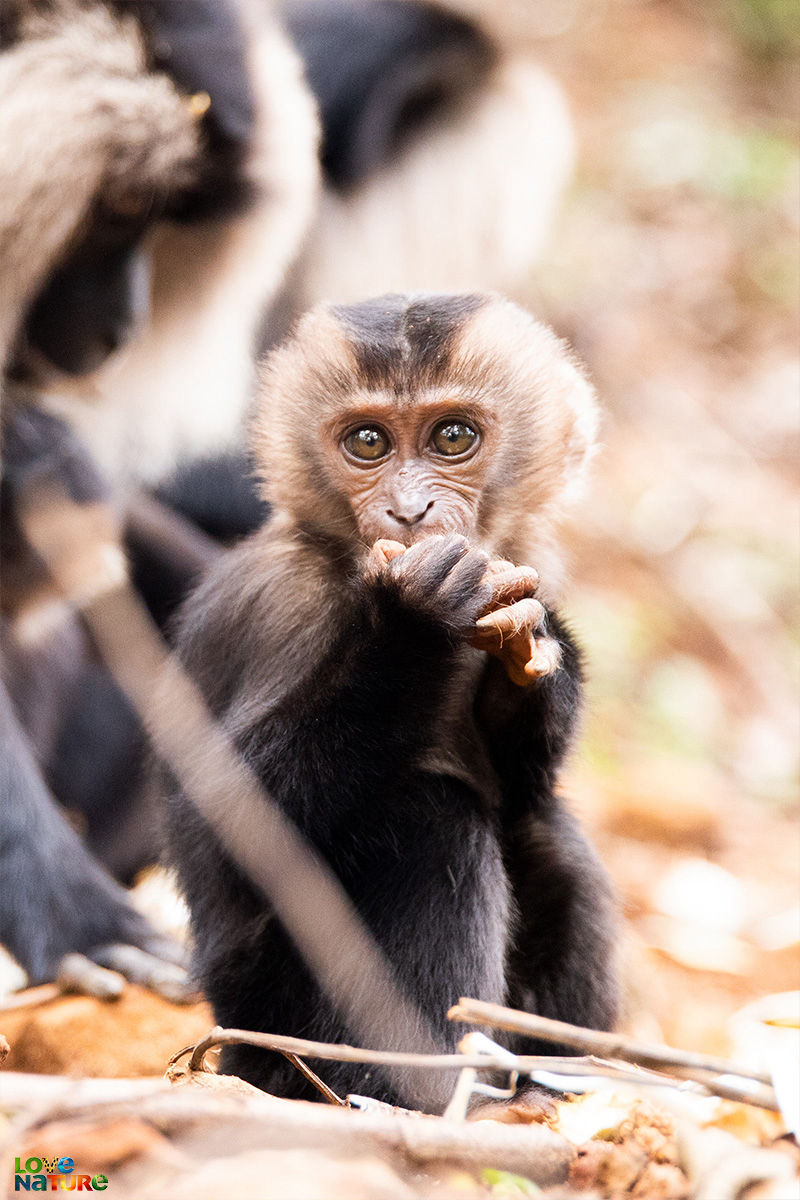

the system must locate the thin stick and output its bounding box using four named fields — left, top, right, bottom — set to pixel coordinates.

left=187, top=1024, right=591, bottom=1075
left=184, top=1027, right=779, bottom=1111
left=281, top=1052, right=346, bottom=1106
left=447, top=999, right=772, bottom=1087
